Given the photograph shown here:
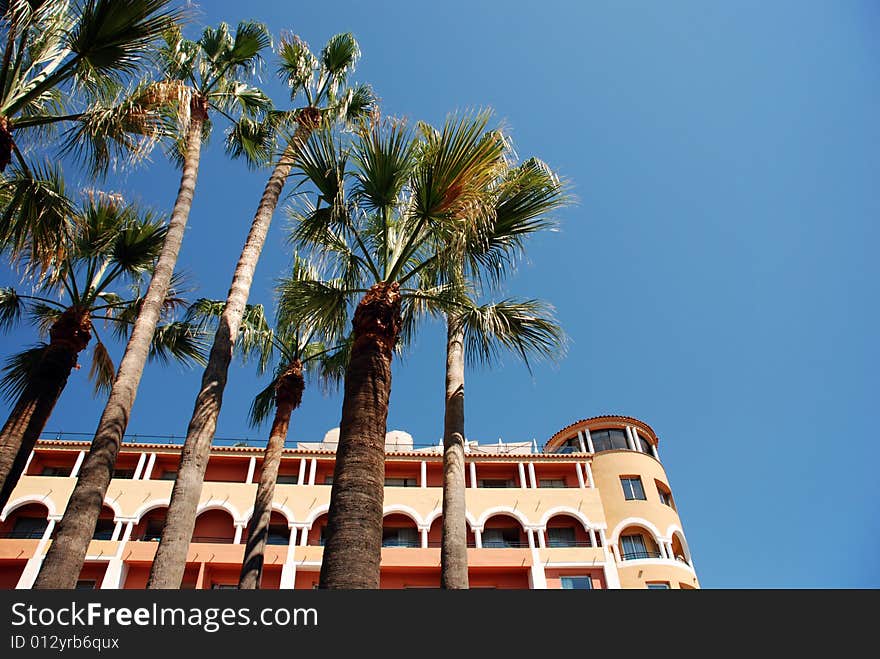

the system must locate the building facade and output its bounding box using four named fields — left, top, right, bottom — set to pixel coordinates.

left=0, top=415, right=698, bottom=589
